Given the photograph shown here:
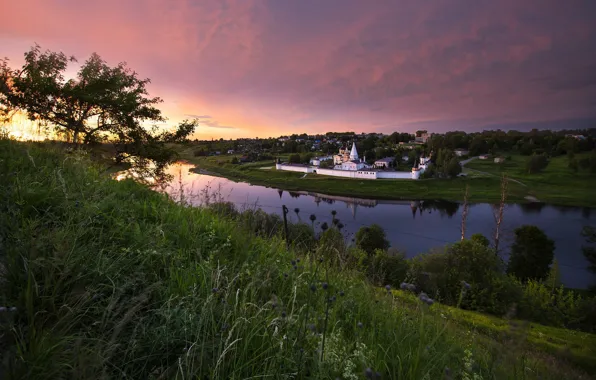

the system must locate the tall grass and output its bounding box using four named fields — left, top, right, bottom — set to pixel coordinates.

left=0, top=139, right=593, bottom=379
